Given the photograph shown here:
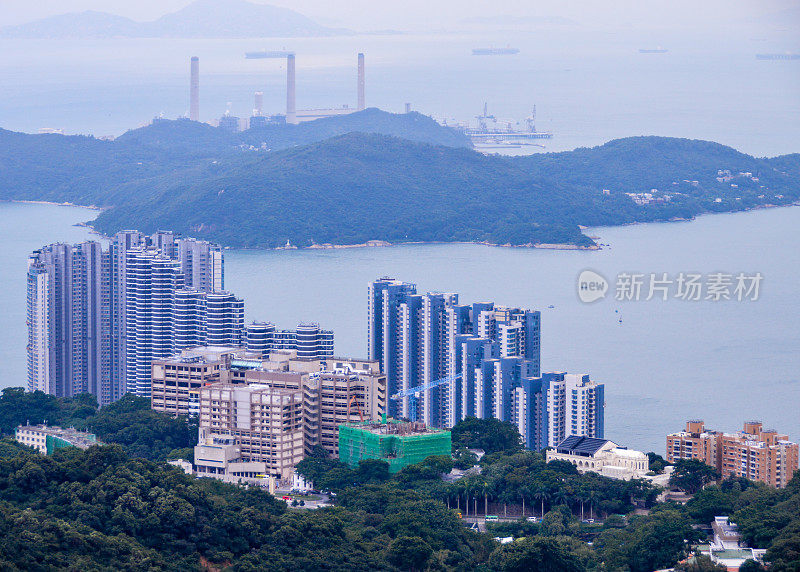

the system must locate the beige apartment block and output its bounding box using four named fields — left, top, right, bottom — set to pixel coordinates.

left=667, top=420, right=799, bottom=488
left=151, top=346, right=242, bottom=416
left=197, top=383, right=305, bottom=480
